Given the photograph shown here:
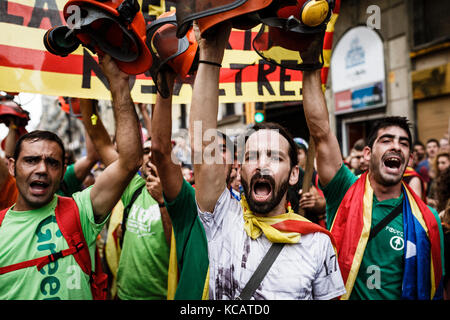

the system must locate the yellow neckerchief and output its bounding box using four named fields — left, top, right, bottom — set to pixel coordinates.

left=241, top=195, right=307, bottom=244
